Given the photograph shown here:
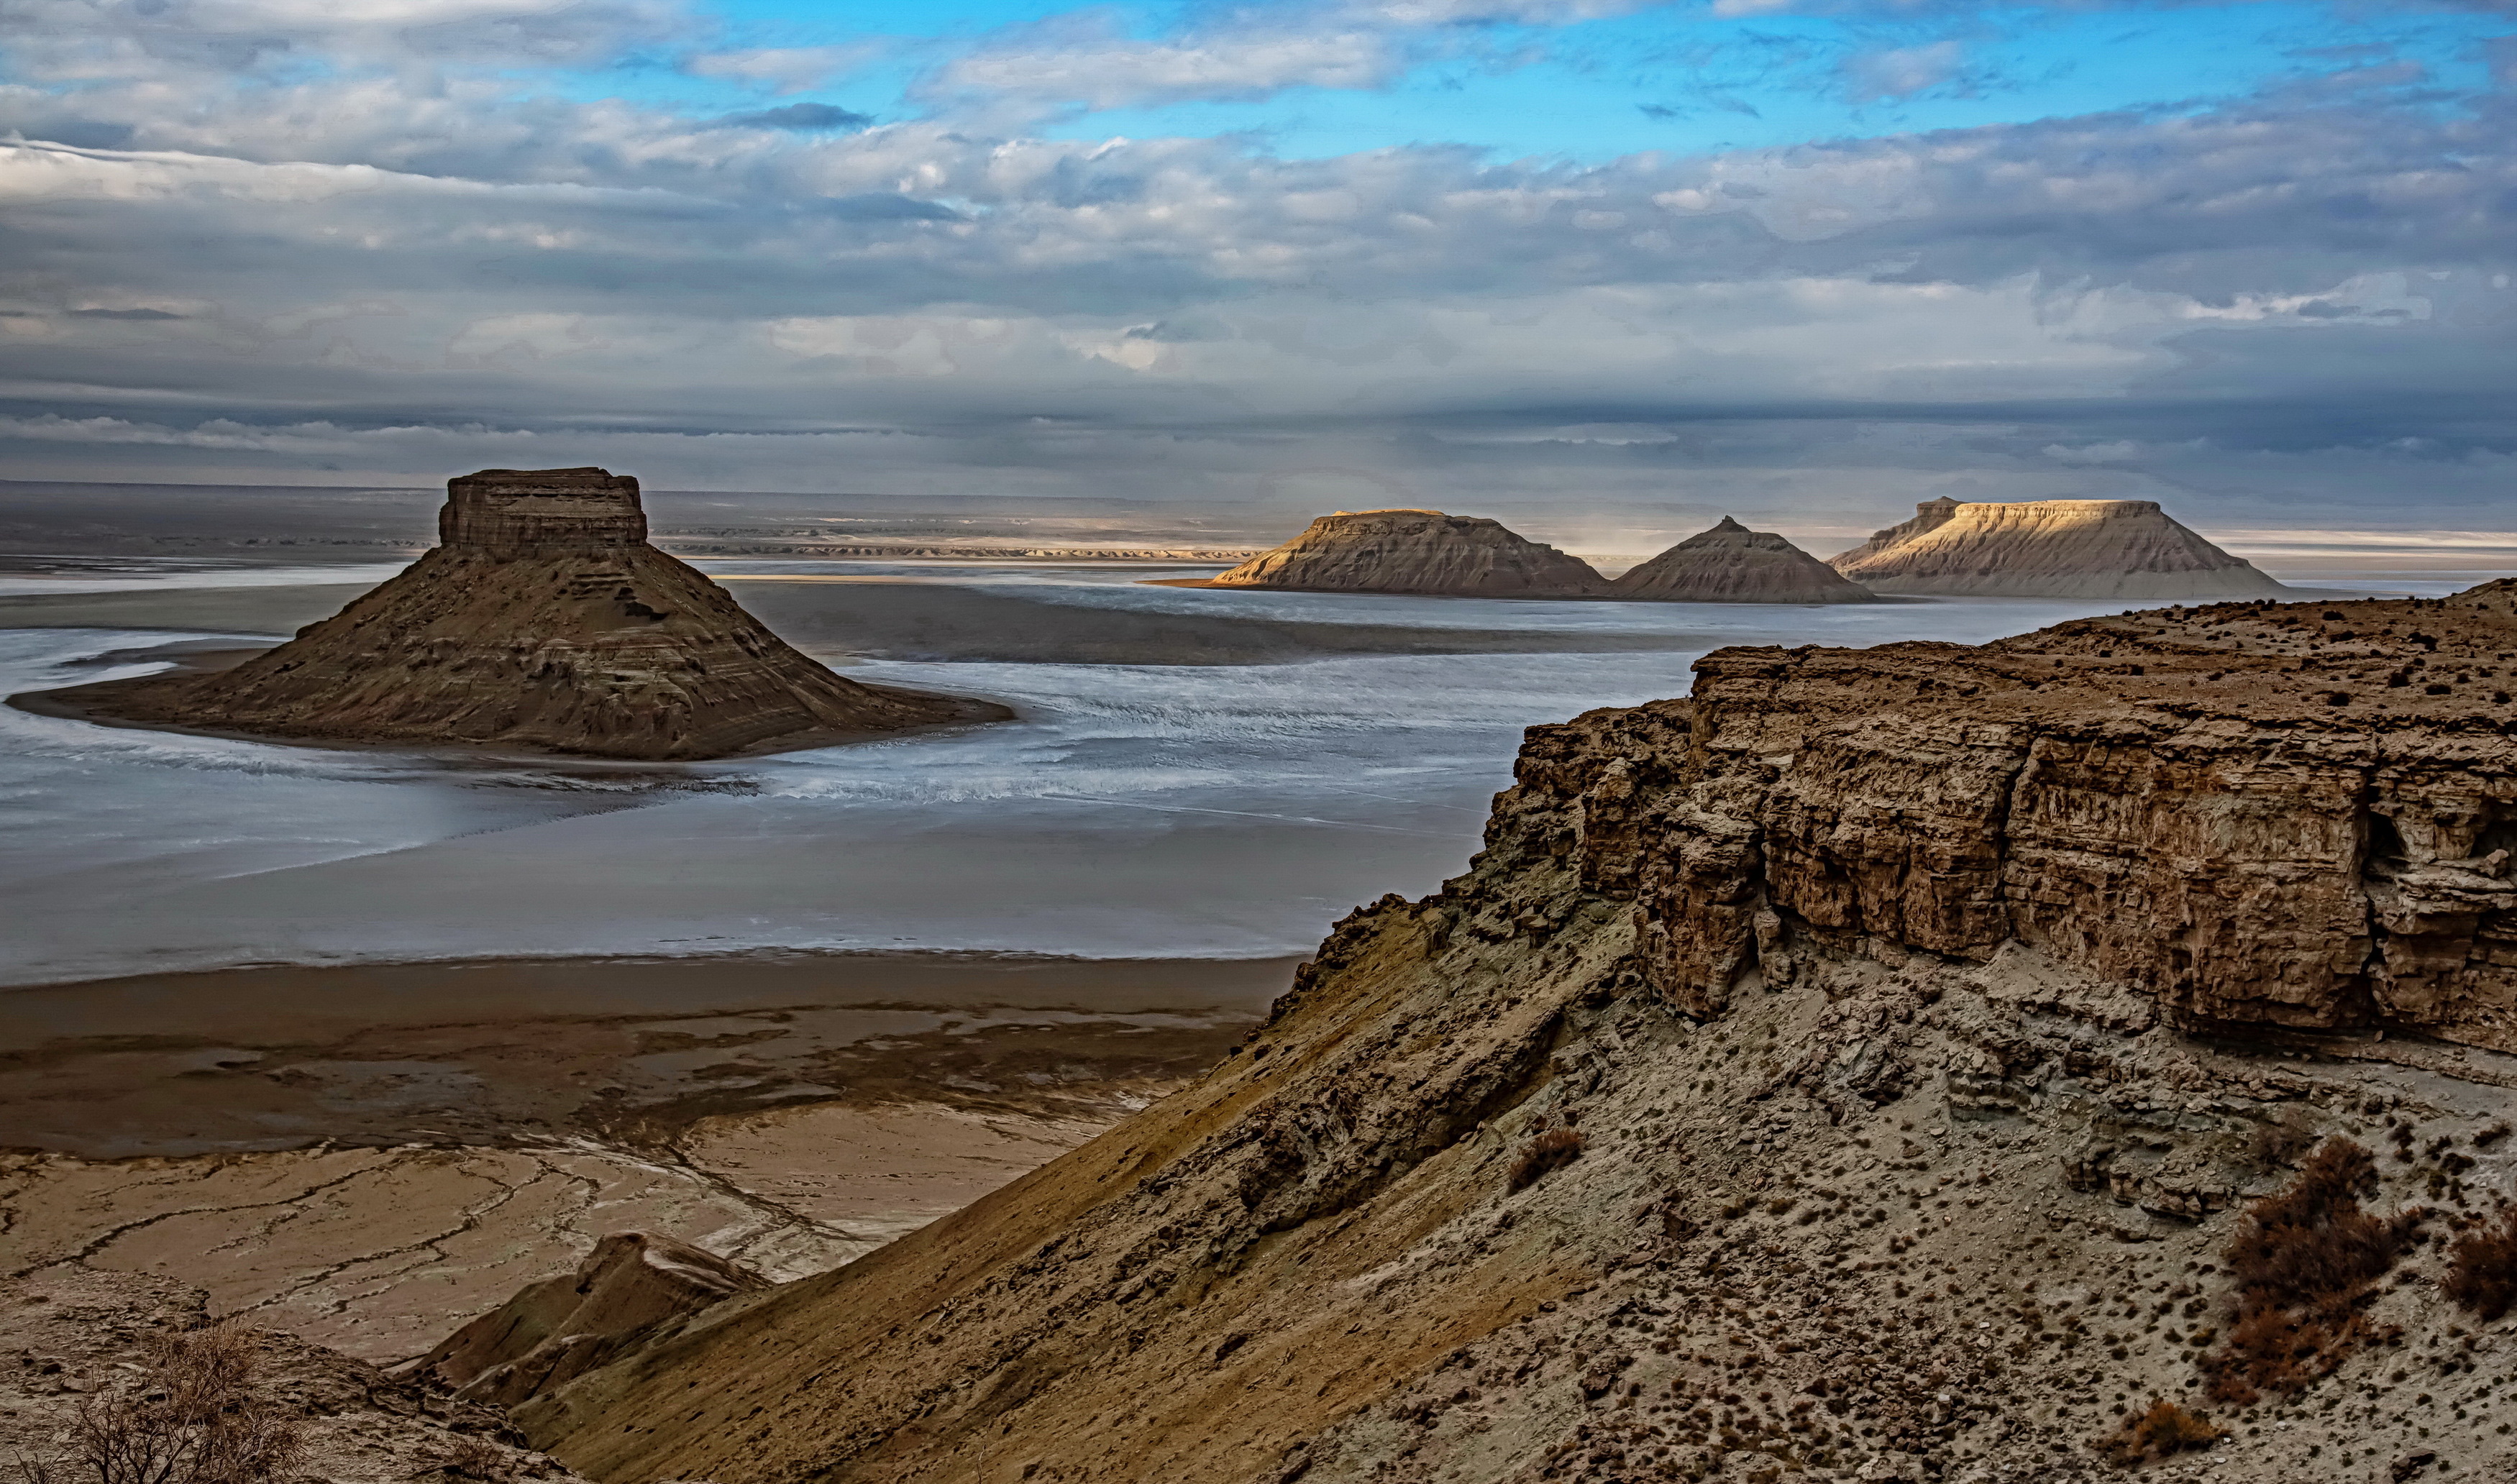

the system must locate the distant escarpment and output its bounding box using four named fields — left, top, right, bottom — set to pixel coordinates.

left=1196, top=509, right=1607, bottom=598
left=515, top=584, right=2517, bottom=1484
left=1609, top=517, right=1876, bottom=603
left=17, top=467, right=1009, bottom=759
left=1829, top=497, right=2285, bottom=599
